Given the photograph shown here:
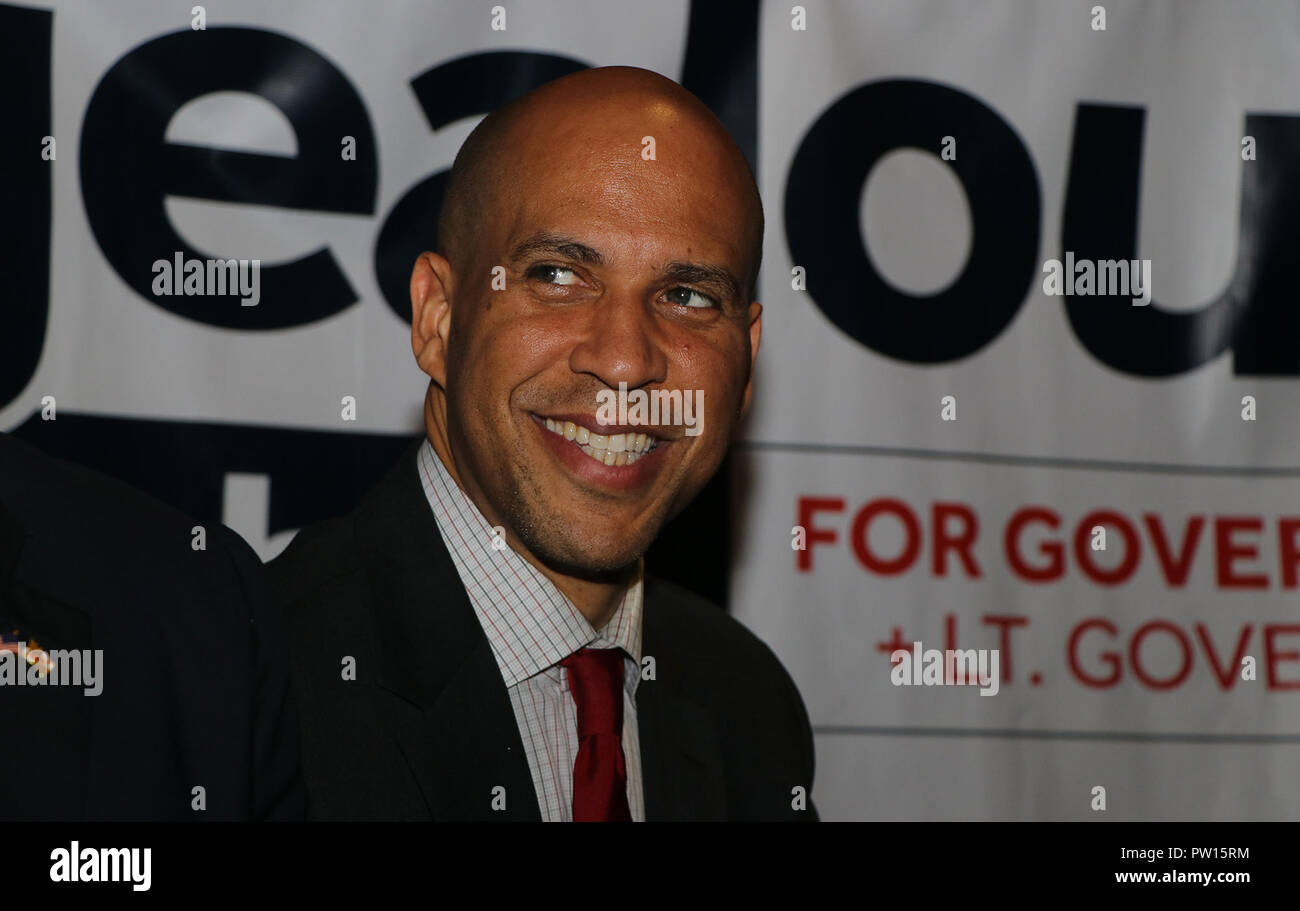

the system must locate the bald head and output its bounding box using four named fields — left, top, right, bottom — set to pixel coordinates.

left=437, top=66, right=763, bottom=299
